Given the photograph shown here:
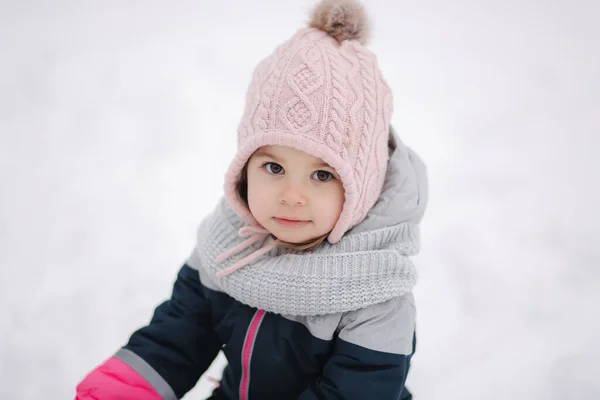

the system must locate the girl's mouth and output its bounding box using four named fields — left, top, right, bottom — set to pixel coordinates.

left=272, top=217, right=311, bottom=228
